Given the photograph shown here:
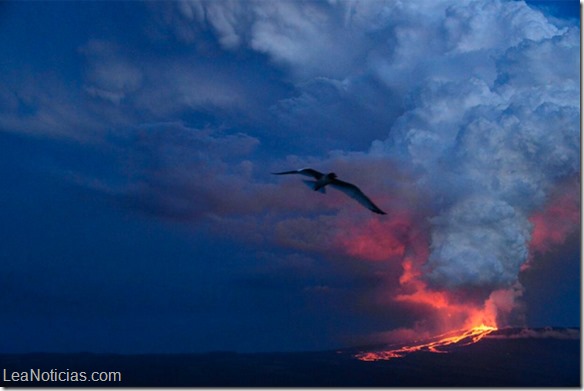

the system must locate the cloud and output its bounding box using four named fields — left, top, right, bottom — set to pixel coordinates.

left=367, top=20, right=579, bottom=294
left=487, top=327, right=580, bottom=340
left=79, top=38, right=268, bottom=119
left=443, top=0, right=560, bottom=53
left=172, top=0, right=248, bottom=48
left=0, top=74, right=111, bottom=141
left=89, top=122, right=266, bottom=219
left=156, top=0, right=575, bottom=155
left=80, top=40, right=144, bottom=104
left=527, top=178, right=580, bottom=257
left=0, top=38, right=285, bottom=149
left=271, top=76, right=403, bottom=151
left=425, top=197, right=532, bottom=290
left=175, top=1, right=370, bottom=78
